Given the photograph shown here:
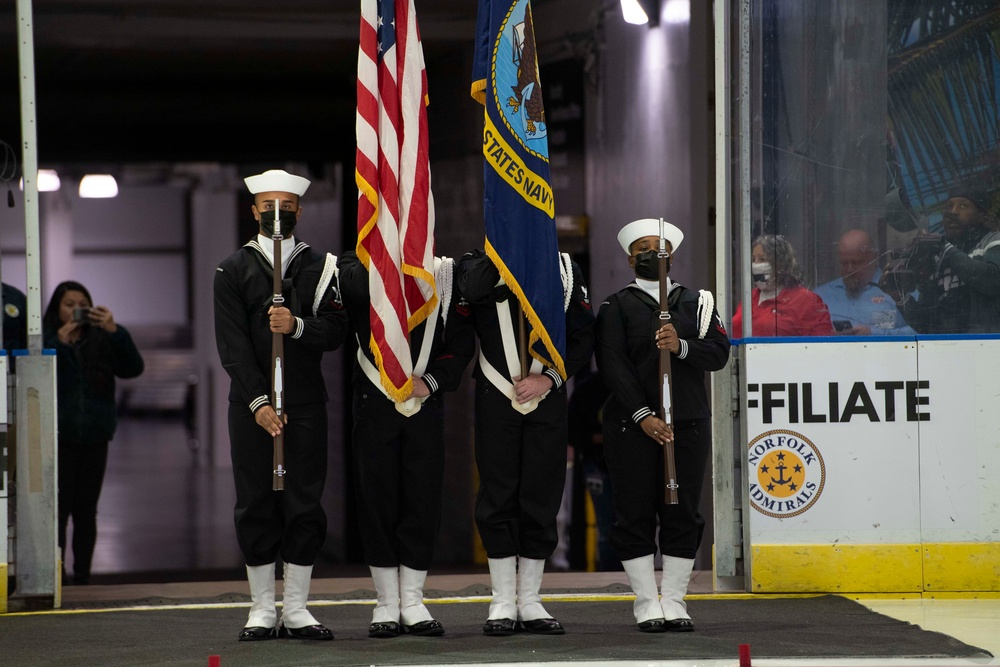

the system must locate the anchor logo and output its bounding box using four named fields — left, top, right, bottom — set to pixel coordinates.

left=747, top=429, right=826, bottom=518
left=757, top=450, right=806, bottom=498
